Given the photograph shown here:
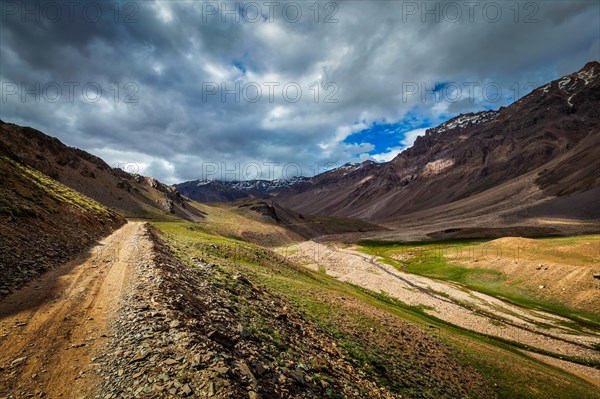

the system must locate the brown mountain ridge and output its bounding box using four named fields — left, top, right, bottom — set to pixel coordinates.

left=0, top=121, right=205, bottom=222
left=177, top=61, right=600, bottom=237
